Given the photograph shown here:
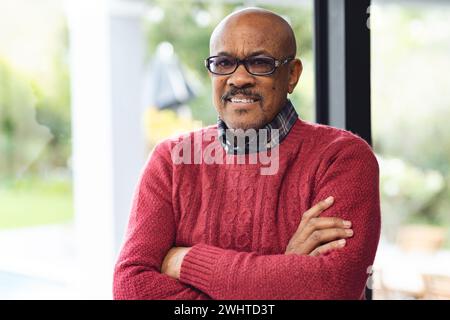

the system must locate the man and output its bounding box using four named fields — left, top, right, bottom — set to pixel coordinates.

left=113, top=7, right=380, bottom=300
